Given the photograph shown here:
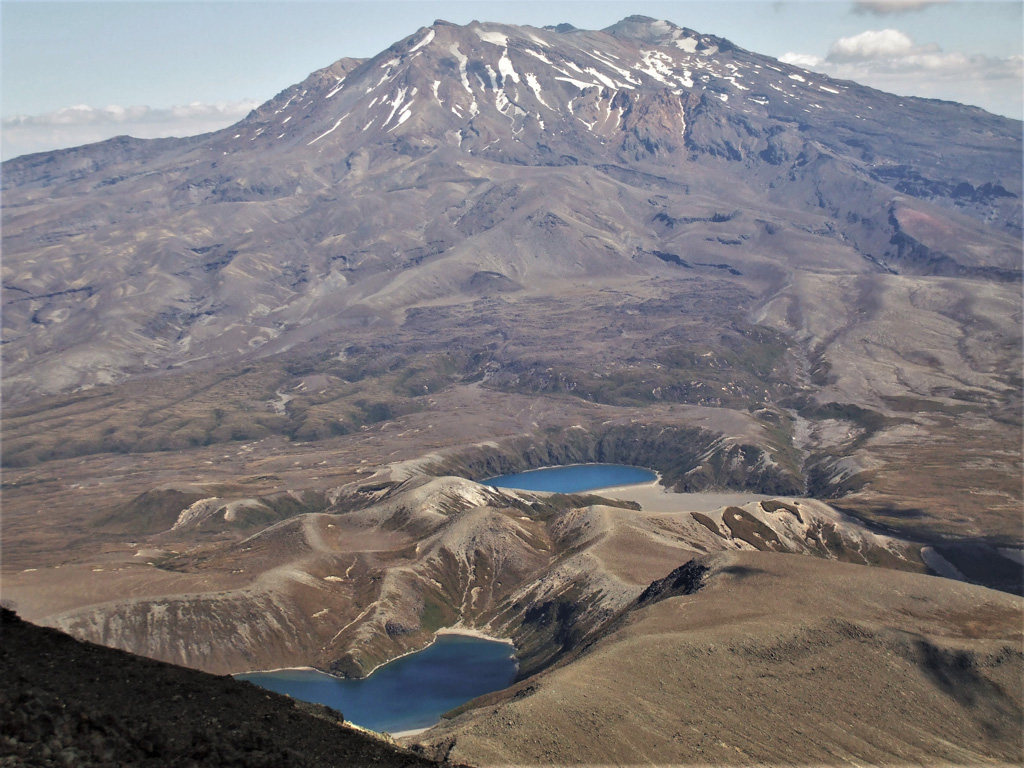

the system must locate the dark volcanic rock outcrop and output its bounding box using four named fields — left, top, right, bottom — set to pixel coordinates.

left=636, top=560, right=710, bottom=605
